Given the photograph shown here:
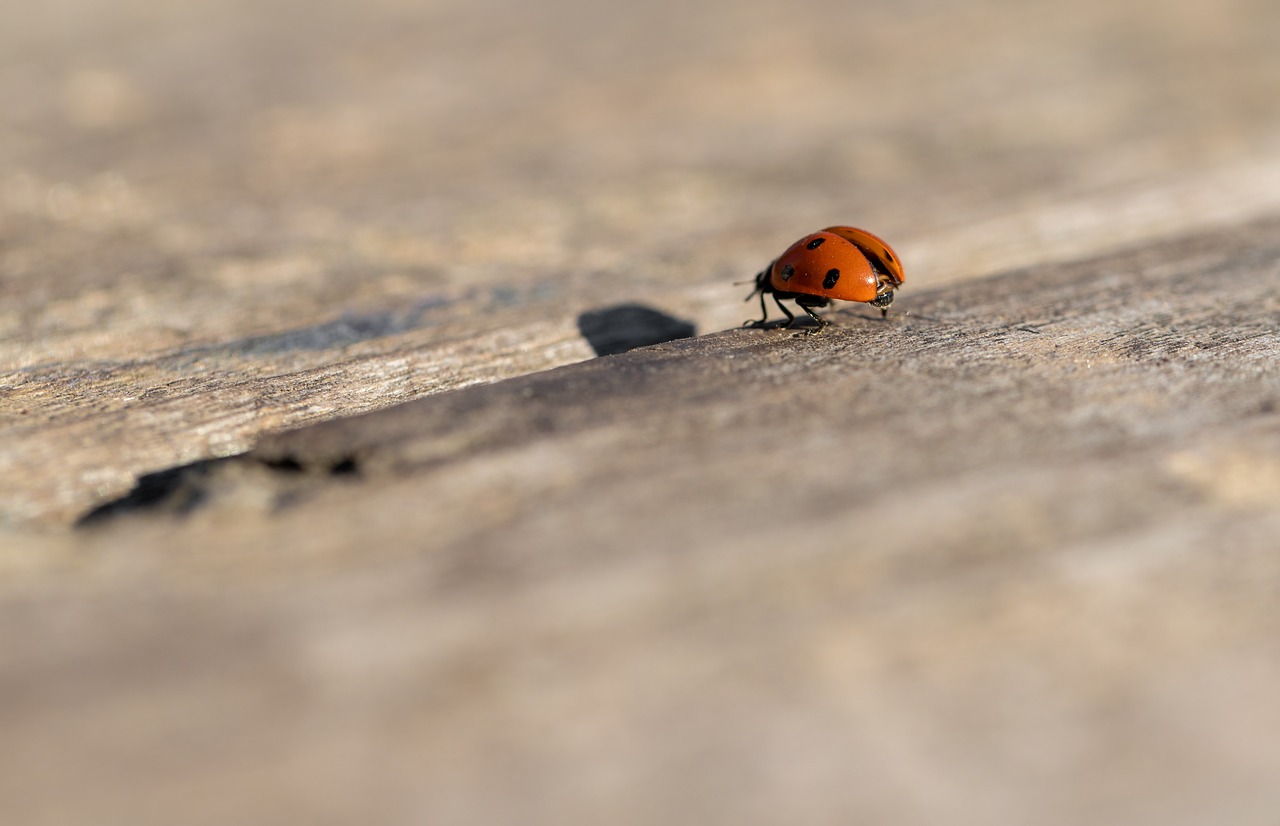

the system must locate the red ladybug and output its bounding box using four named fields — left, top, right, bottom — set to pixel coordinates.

left=745, top=226, right=905, bottom=331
